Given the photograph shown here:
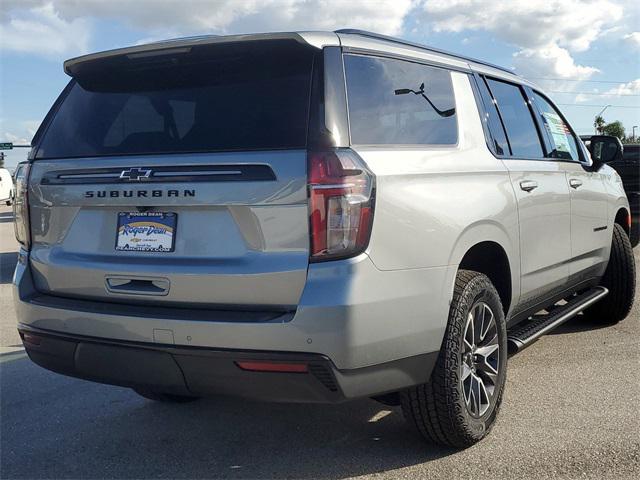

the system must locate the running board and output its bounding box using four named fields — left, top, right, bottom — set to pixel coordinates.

left=507, top=286, right=608, bottom=354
